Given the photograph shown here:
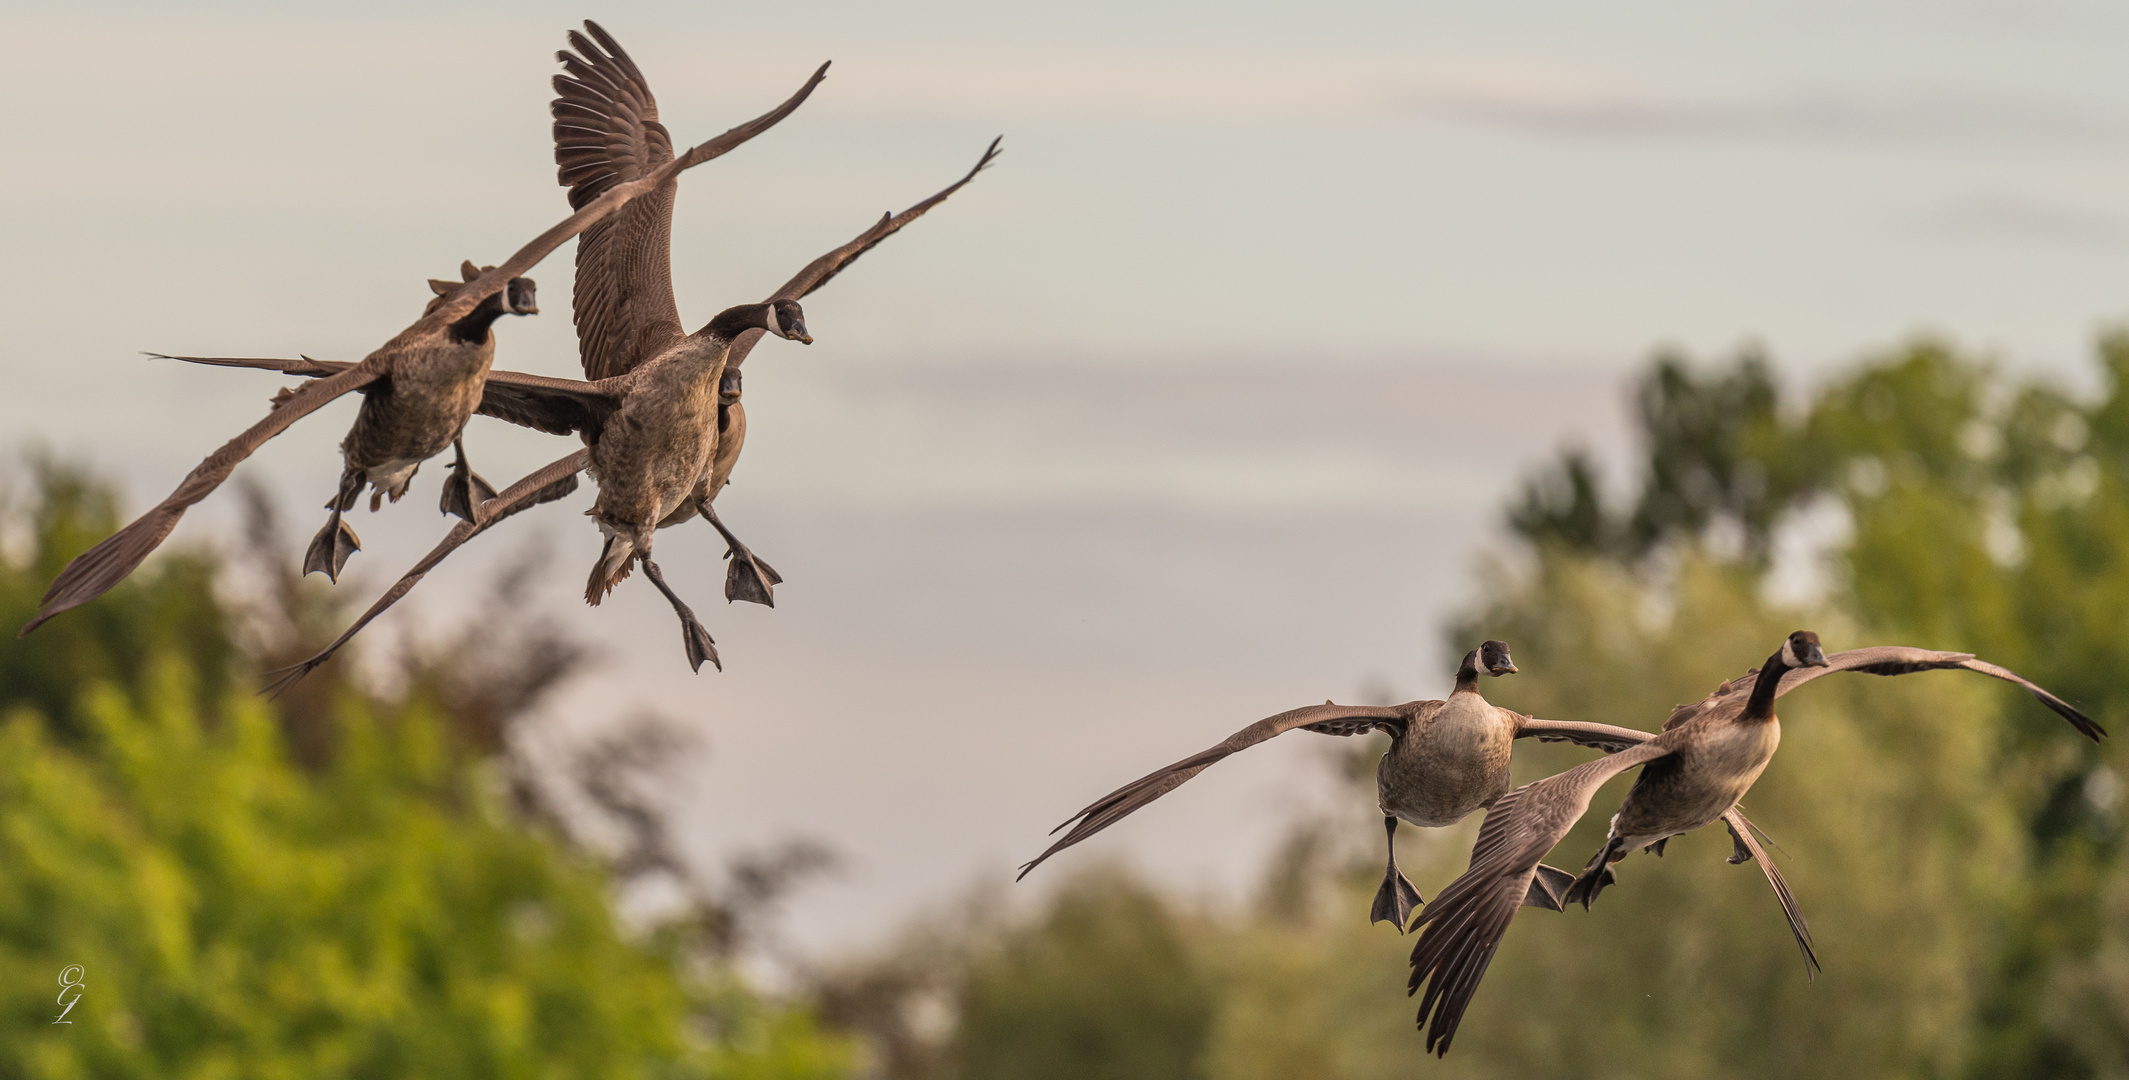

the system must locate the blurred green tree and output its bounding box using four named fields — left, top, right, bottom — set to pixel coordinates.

left=952, top=870, right=1215, bottom=1080
left=0, top=460, right=853, bottom=1078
